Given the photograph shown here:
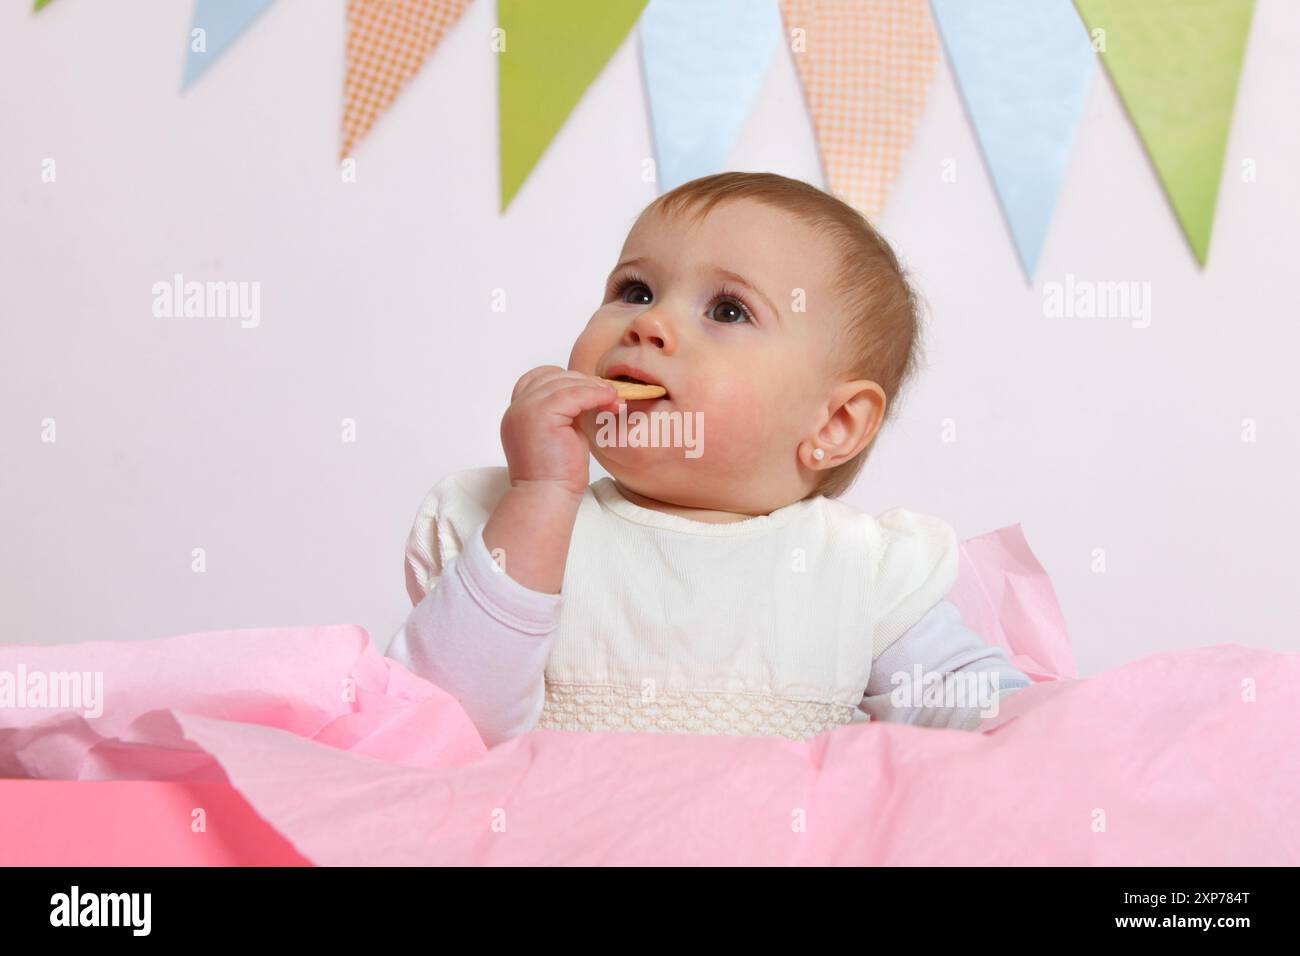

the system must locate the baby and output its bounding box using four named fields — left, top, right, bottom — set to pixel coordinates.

left=388, top=171, right=1030, bottom=747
